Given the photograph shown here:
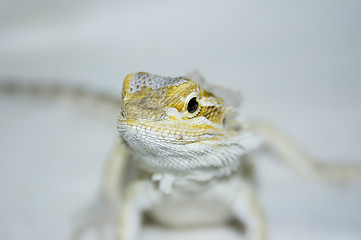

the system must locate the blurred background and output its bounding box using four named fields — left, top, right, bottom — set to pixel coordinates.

left=0, top=0, right=360, bottom=240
